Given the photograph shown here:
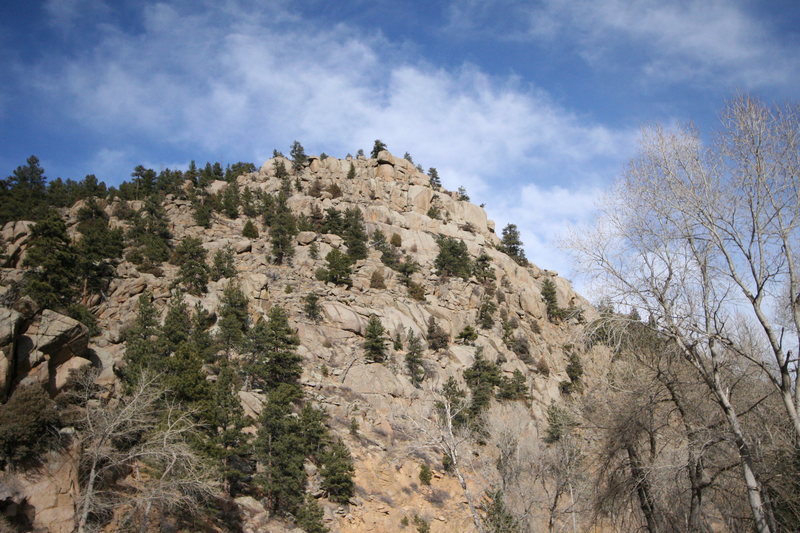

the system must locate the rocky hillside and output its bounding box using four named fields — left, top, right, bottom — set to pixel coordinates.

left=0, top=150, right=604, bottom=533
